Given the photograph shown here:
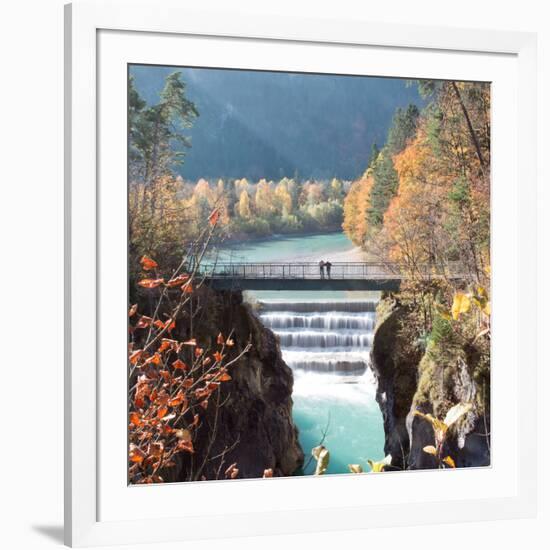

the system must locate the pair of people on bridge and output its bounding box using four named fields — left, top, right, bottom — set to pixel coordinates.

left=319, top=260, right=332, bottom=279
